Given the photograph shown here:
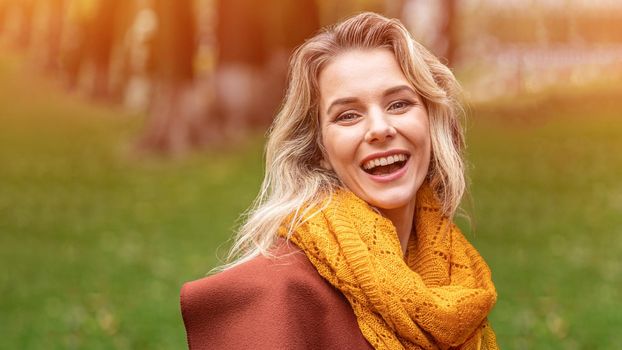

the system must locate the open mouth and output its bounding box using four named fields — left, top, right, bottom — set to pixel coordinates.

left=361, top=154, right=409, bottom=176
